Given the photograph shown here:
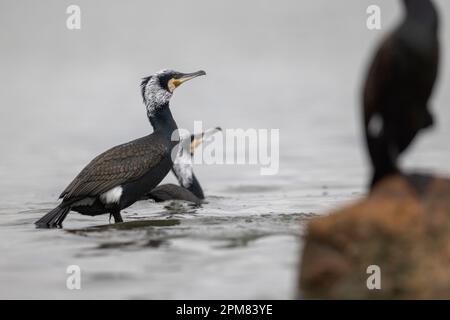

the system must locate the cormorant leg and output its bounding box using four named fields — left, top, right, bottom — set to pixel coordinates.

left=111, top=210, right=123, bottom=223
